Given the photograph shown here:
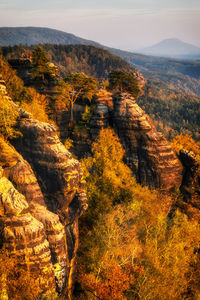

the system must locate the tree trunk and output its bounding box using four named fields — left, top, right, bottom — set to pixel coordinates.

left=69, top=102, right=74, bottom=124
